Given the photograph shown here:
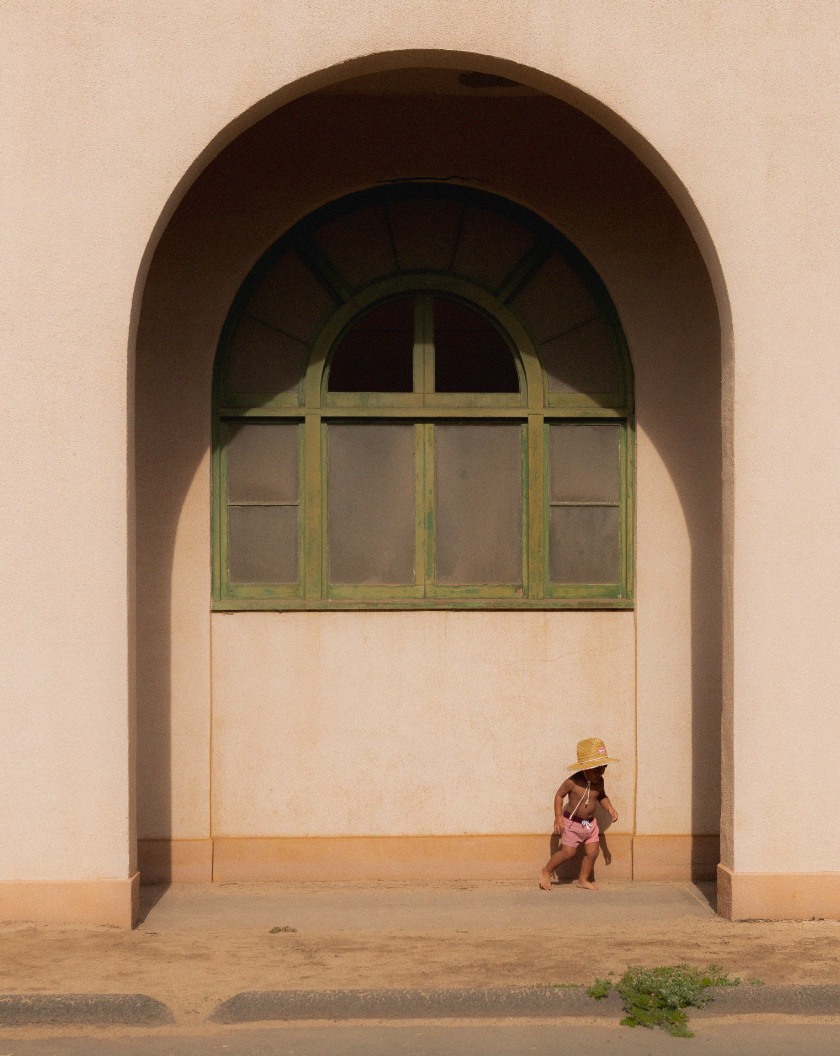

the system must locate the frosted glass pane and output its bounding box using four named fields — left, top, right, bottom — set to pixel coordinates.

left=228, top=506, right=298, bottom=583
left=511, top=253, right=598, bottom=343
left=435, top=424, right=521, bottom=585
left=313, top=205, right=397, bottom=289
left=227, top=317, right=306, bottom=394
left=550, top=506, right=620, bottom=583
left=328, top=297, right=414, bottom=392
left=387, top=198, right=462, bottom=271
left=434, top=297, right=519, bottom=394
left=246, top=251, right=337, bottom=341
left=328, top=424, right=415, bottom=584
left=227, top=422, right=299, bottom=504
left=550, top=423, right=620, bottom=503
left=452, top=206, right=536, bottom=291
left=543, top=317, right=619, bottom=395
